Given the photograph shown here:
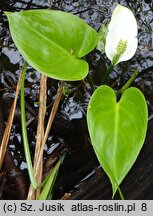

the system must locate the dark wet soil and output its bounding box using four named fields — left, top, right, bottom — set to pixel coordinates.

left=0, top=0, right=153, bottom=199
